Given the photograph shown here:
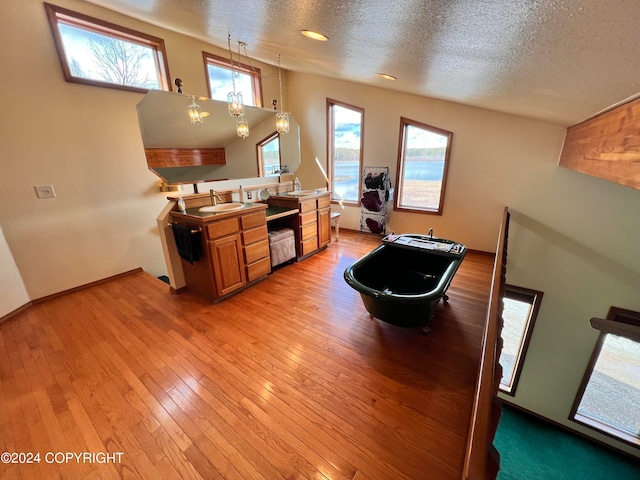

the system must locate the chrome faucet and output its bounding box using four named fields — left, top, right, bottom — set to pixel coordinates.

left=428, top=228, right=434, bottom=238
left=210, top=189, right=222, bottom=206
